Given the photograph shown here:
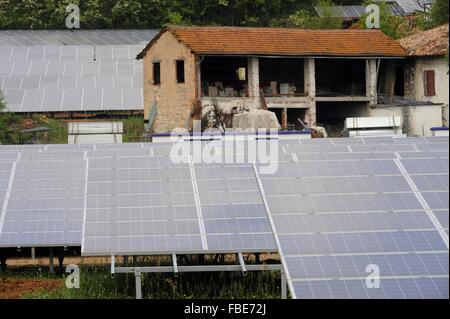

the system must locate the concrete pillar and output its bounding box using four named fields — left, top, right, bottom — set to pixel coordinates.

left=196, top=56, right=203, bottom=100
left=248, top=57, right=260, bottom=99
left=366, top=59, right=378, bottom=105
left=282, top=108, right=288, bottom=130
left=304, top=58, right=317, bottom=127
